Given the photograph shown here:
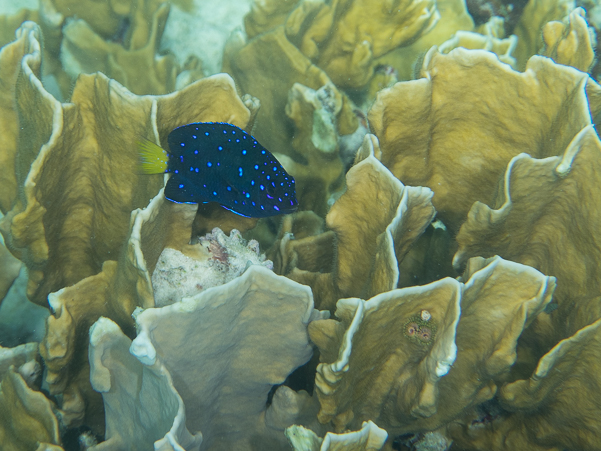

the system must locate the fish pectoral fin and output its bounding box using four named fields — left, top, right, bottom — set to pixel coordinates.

left=164, top=175, right=209, bottom=204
